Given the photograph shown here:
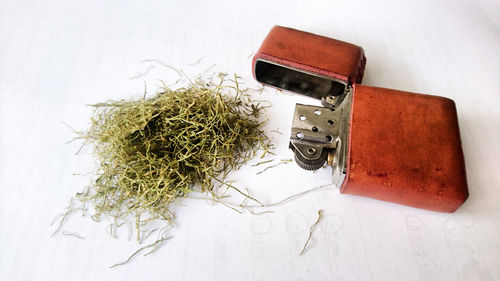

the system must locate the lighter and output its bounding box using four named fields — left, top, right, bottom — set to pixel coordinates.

left=252, top=26, right=468, bottom=212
